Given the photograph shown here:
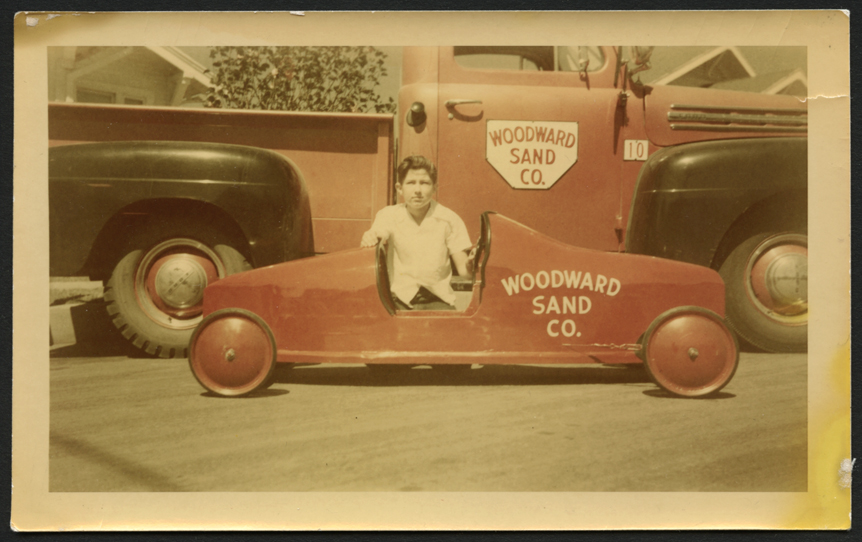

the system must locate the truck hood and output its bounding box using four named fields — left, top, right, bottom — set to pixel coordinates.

left=642, top=84, right=807, bottom=147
